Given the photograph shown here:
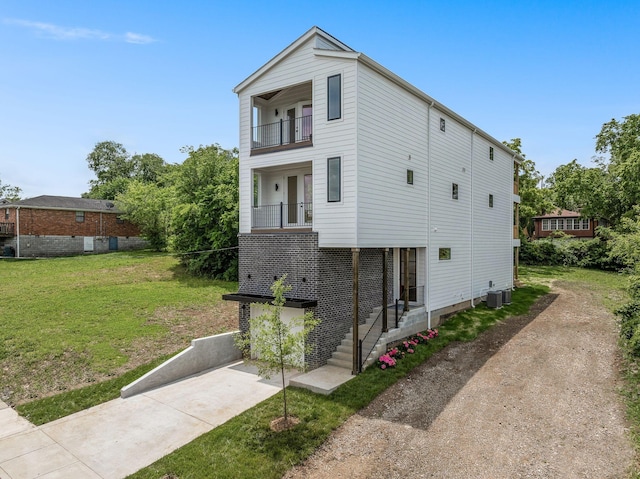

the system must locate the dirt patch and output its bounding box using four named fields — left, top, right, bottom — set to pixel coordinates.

left=284, top=282, right=634, bottom=479
left=2, top=300, right=238, bottom=405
